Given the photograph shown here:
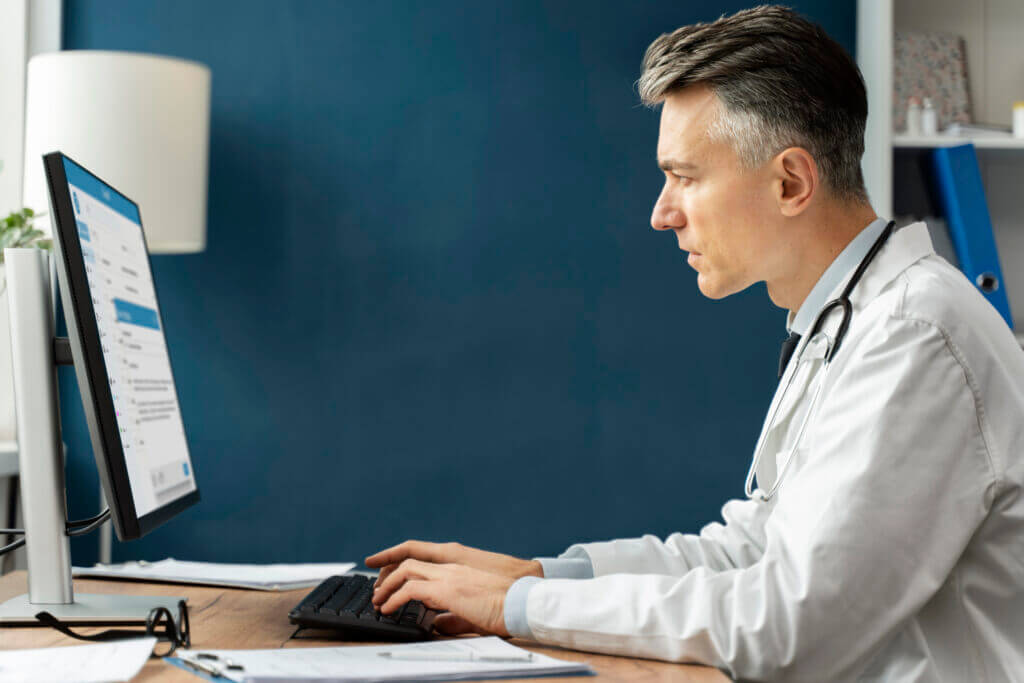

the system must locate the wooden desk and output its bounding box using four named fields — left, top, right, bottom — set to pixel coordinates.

left=0, top=571, right=729, bottom=682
